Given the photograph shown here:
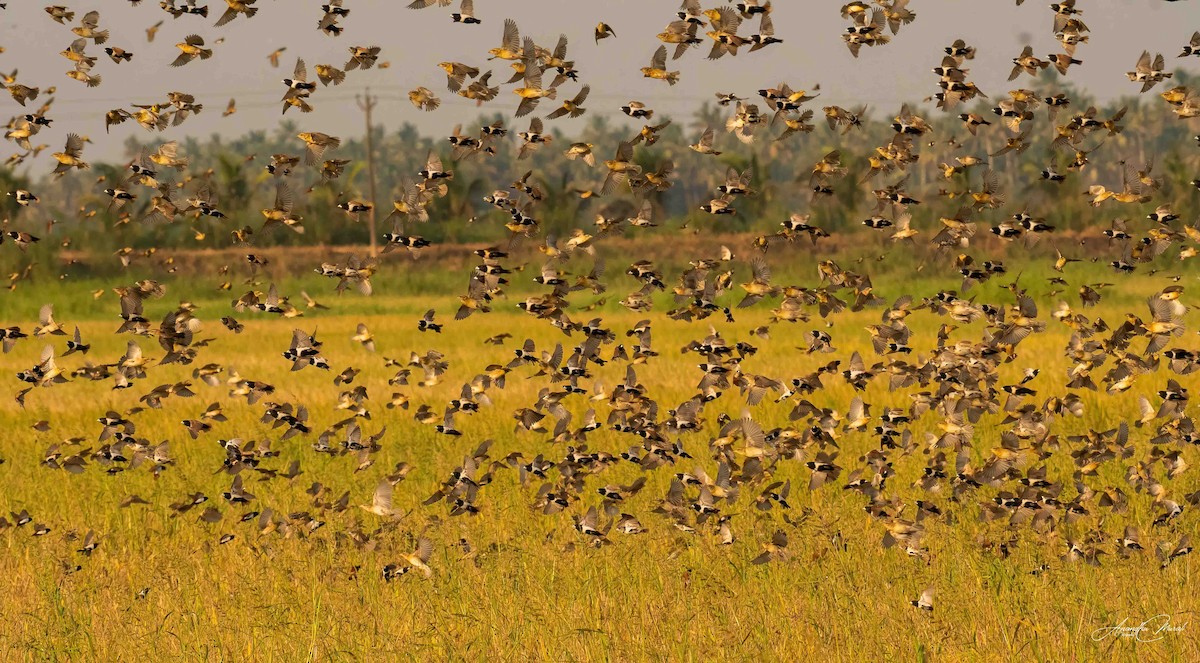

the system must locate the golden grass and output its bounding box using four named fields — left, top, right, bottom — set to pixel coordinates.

left=0, top=267, right=1195, bottom=662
